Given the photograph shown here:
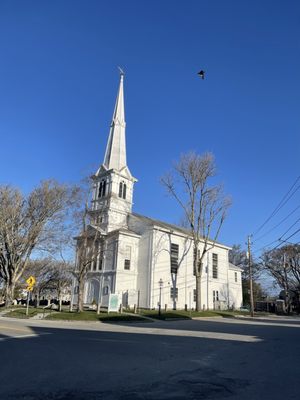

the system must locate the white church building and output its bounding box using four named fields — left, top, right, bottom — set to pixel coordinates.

left=73, top=72, right=243, bottom=311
